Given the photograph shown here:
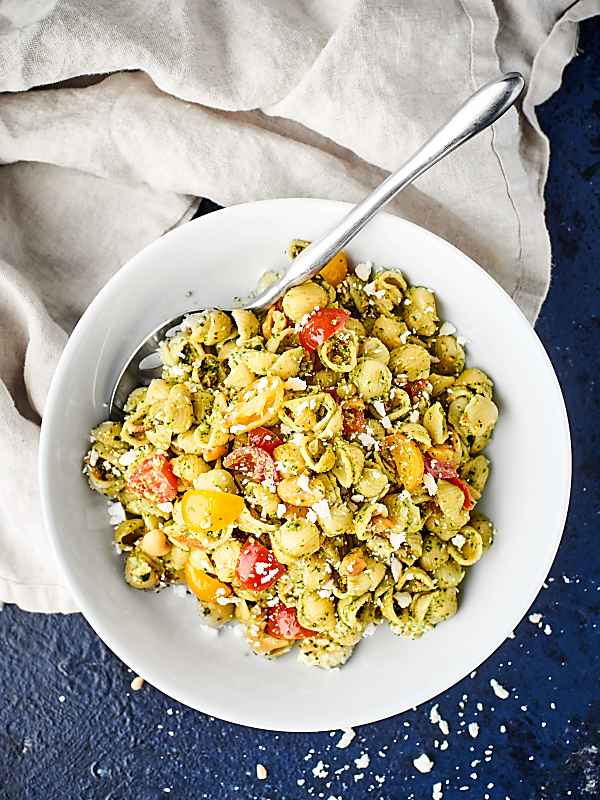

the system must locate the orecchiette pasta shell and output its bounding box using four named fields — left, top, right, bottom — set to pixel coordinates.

left=448, top=526, right=483, bottom=566
left=423, top=402, right=448, bottom=445
left=388, top=344, right=431, bottom=381
left=454, top=368, right=494, bottom=399
left=419, top=534, right=449, bottom=571
left=469, top=513, right=494, bottom=550
left=403, top=287, right=438, bottom=336
left=282, top=281, right=329, bottom=322
left=434, top=335, right=465, bottom=376
left=297, top=591, right=336, bottom=631
left=371, top=316, right=410, bottom=350
left=436, top=480, right=466, bottom=521
left=232, top=309, right=259, bottom=343
left=332, top=440, right=365, bottom=488
left=460, top=454, right=490, bottom=493
left=319, top=330, right=359, bottom=373
left=273, top=519, right=321, bottom=560
left=276, top=475, right=326, bottom=507
left=351, top=358, right=392, bottom=400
